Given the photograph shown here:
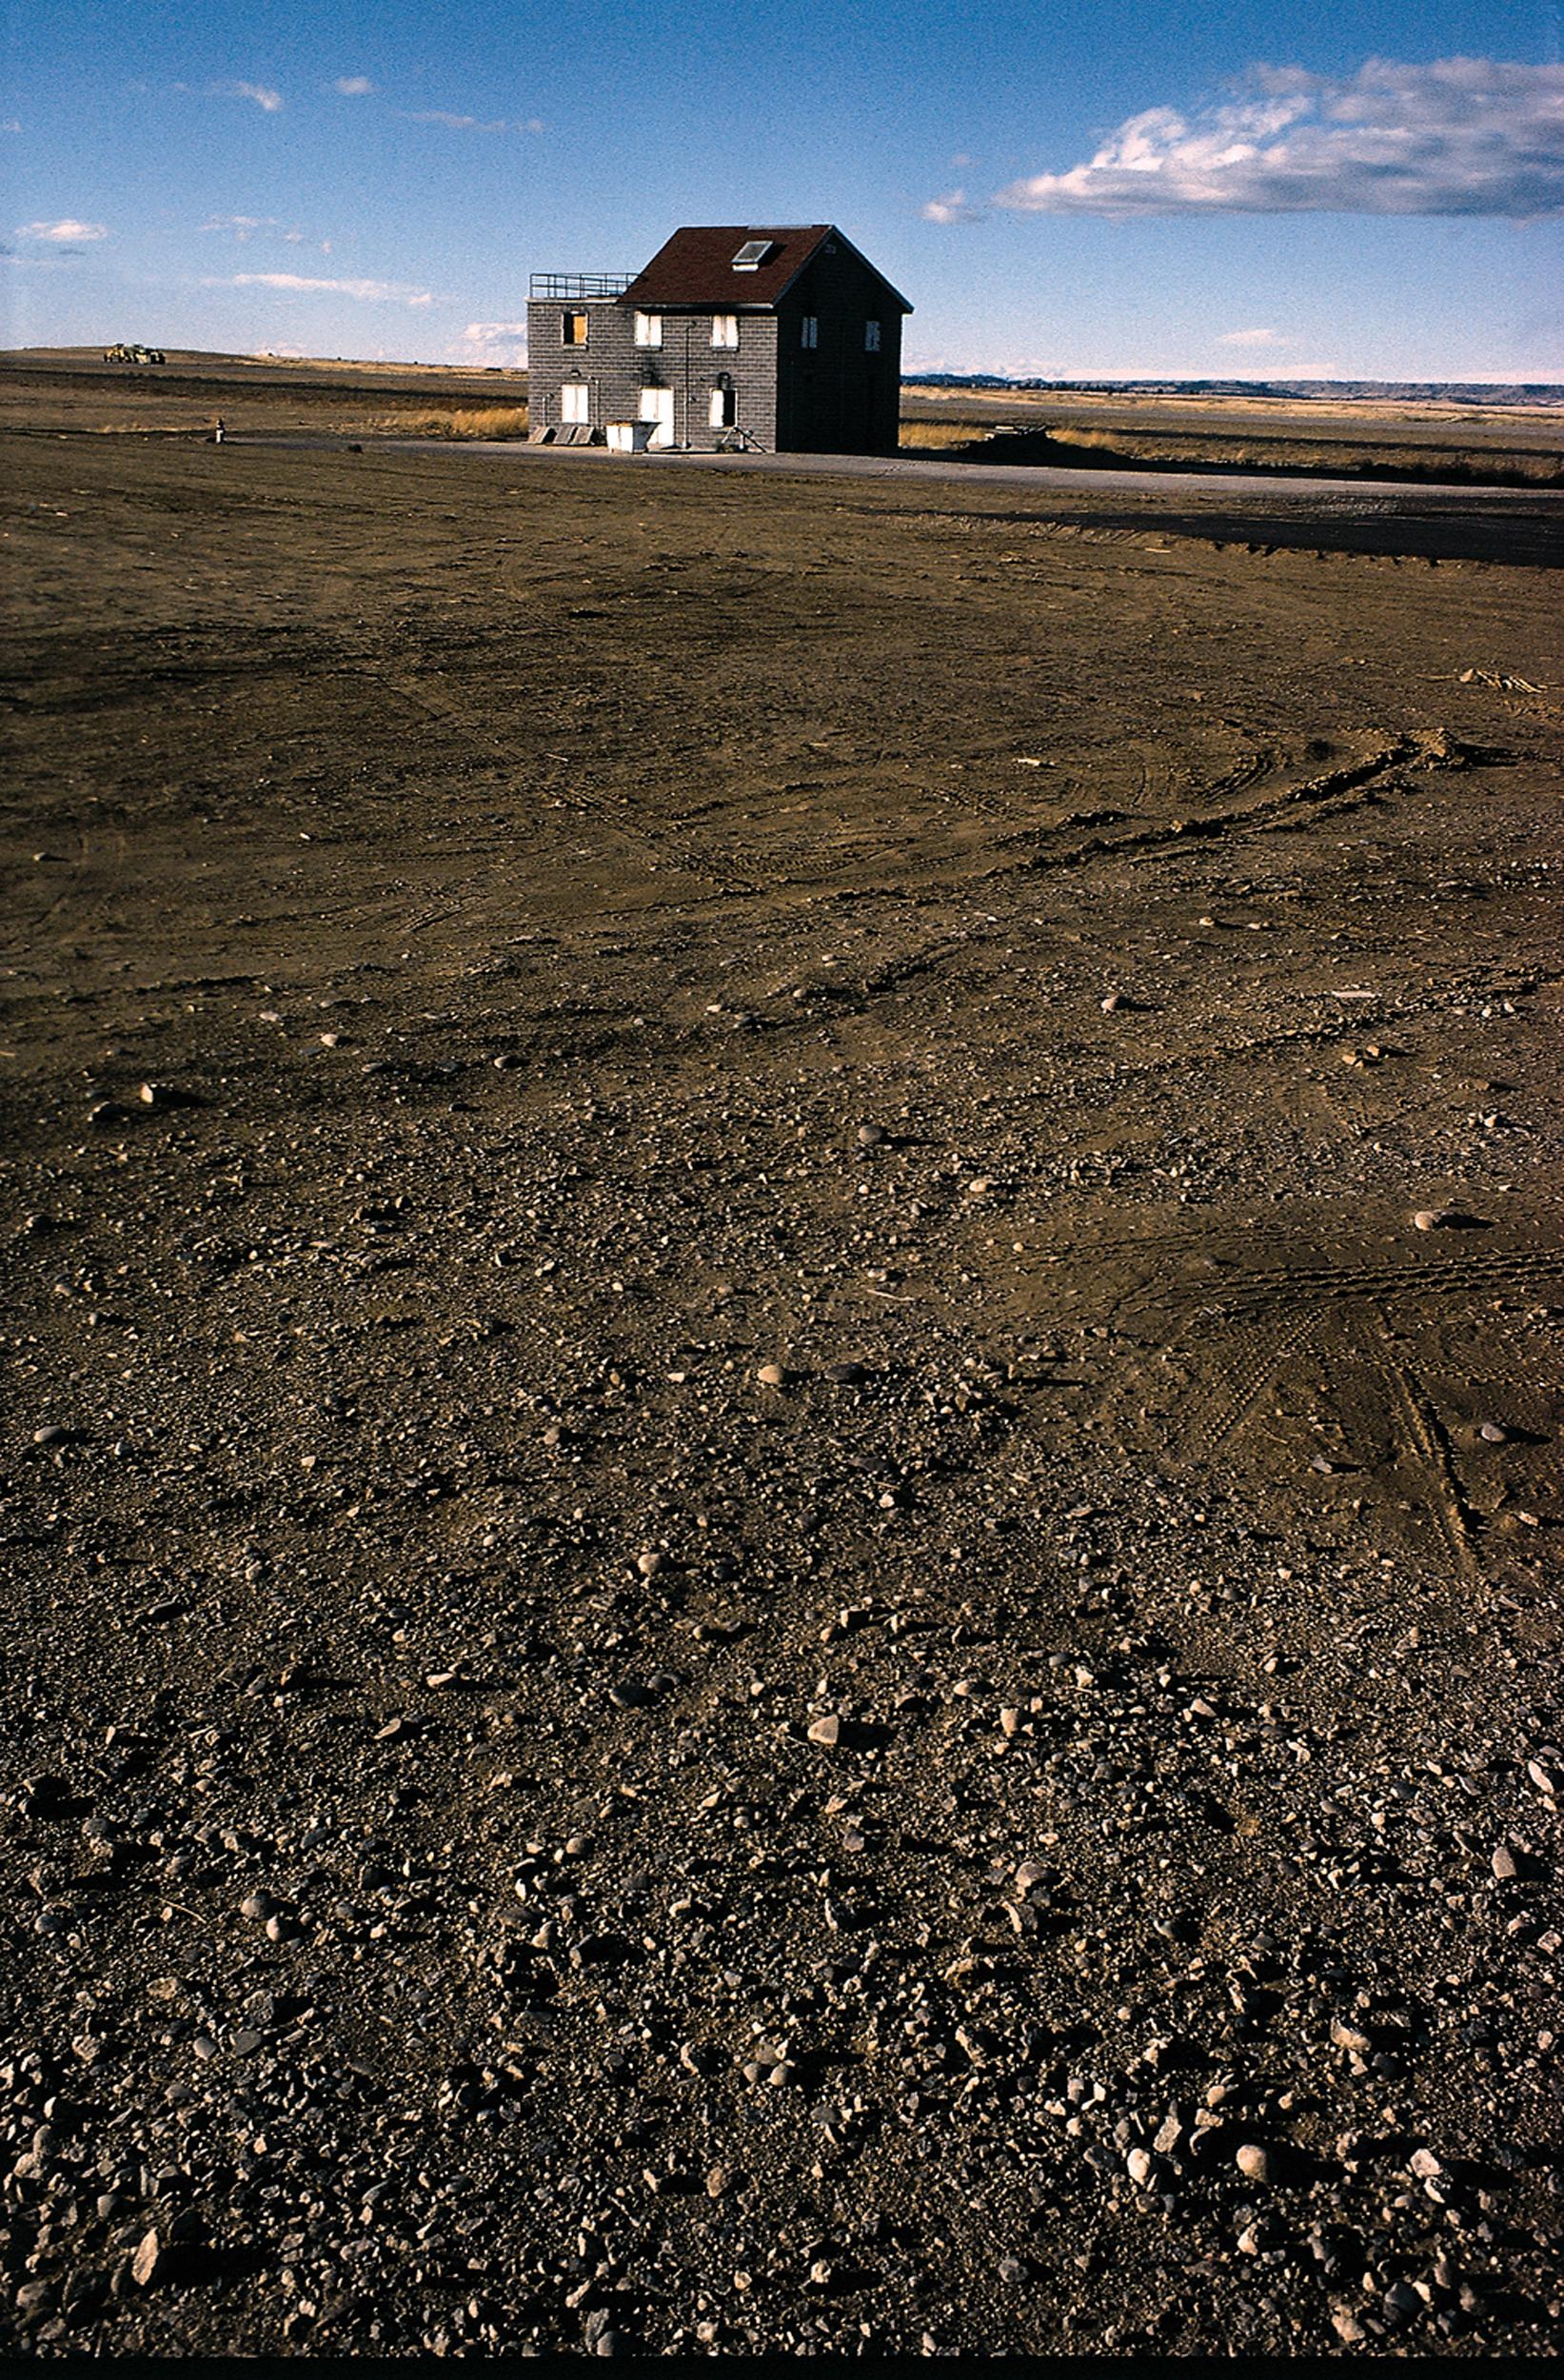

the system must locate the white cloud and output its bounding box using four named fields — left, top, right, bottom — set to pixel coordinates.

left=18, top=218, right=107, bottom=242
left=459, top=318, right=529, bottom=364
left=201, top=213, right=273, bottom=238
left=1218, top=327, right=1287, bottom=347
left=992, top=57, right=1564, bottom=218
left=402, top=109, right=544, bottom=134
left=921, top=188, right=984, bottom=225
left=217, top=270, right=433, bottom=307
left=334, top=77, right=374, bottom=96
left=214, top=80, right=284, bottom=113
